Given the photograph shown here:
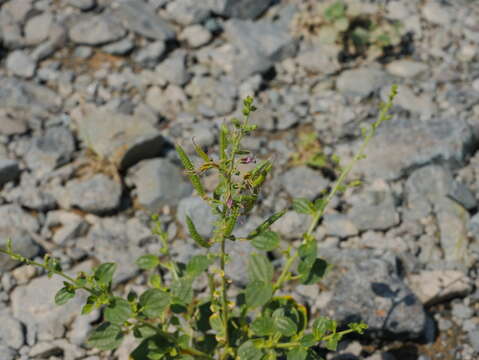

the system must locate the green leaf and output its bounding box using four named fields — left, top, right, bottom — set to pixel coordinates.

left=149, top=274, right=163, bottom=288
left=251, top=231, right=280, bottom=251
left=139, top=289, right=170, bottom=319
left=300, top=258, right=328, bottom=285
left=312, top=317, right=336, bottom=339
left=171, top=277, right=193, bottom=305
left=325, top=333, right=342, bottom=351
left=130, top=335, right=173, bottom=360
left=324, top=1, right=346, bottom=22
left=287, top=347, right=308, bottom=360
left=273, top=311, right=297, bottom=337
left=245, top=281, right=273, bottom=308
left=251, top=316, right=275, bottom=336
left=219, top=124, right=228, bottom=161
left=81, top=295, right=96, bottom=315
left=135, top=255, right=160, bottom=270
left=247, top=209, right=287, bottom=238
left=104, top=297, right=132, bottom=325
left=300, top=334, right=316, bottom=347
left=209, top=313, right=224, bottom=335
left=94, top=263, right=116, bottom=286
left=293, top=198, right=316, bottom=215
left=237, top=341, right=263, bottom=360
left=54, top=286, right=75, bottom=306
left=175, top=143, right=205, bottom=196
left=248, top=253, right=274, bottom=283
left=133, top=324, right=157, bottom=339
left=87, top=322, right=124, bottom=351
left=185, top=215, right=210, bottom=248
left=186, top=255, right=213, bottom=277
left=348, top=322, right=368, bottom=334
